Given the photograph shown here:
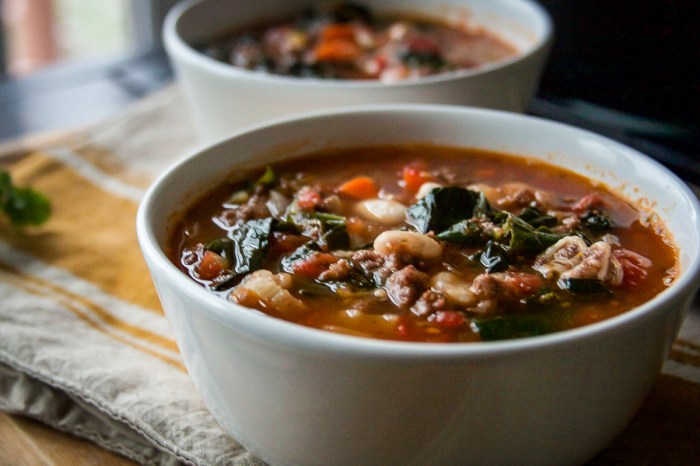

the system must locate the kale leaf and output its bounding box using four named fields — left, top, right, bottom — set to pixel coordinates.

left=558, top=277, right=611, bottom=295
left=406, top=187, right=480, bottom=234
left=436, top=219, right=486, bottom=245
left=228, top=217, right=274, bottom=275
left=518, top=206, right=557, bottom=228
left=579, top=210, right=613, bottom=232
left=282, top=211, right=349, bottom=250
left=479, top=240, right=509, bottom=273
left=279, top=222, right=349, bottom=274
left=472, top=314, right=562, bottom=341
left=503, top=215, right=565, bottom=257
left=425, top=187, right=564, bottom=258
